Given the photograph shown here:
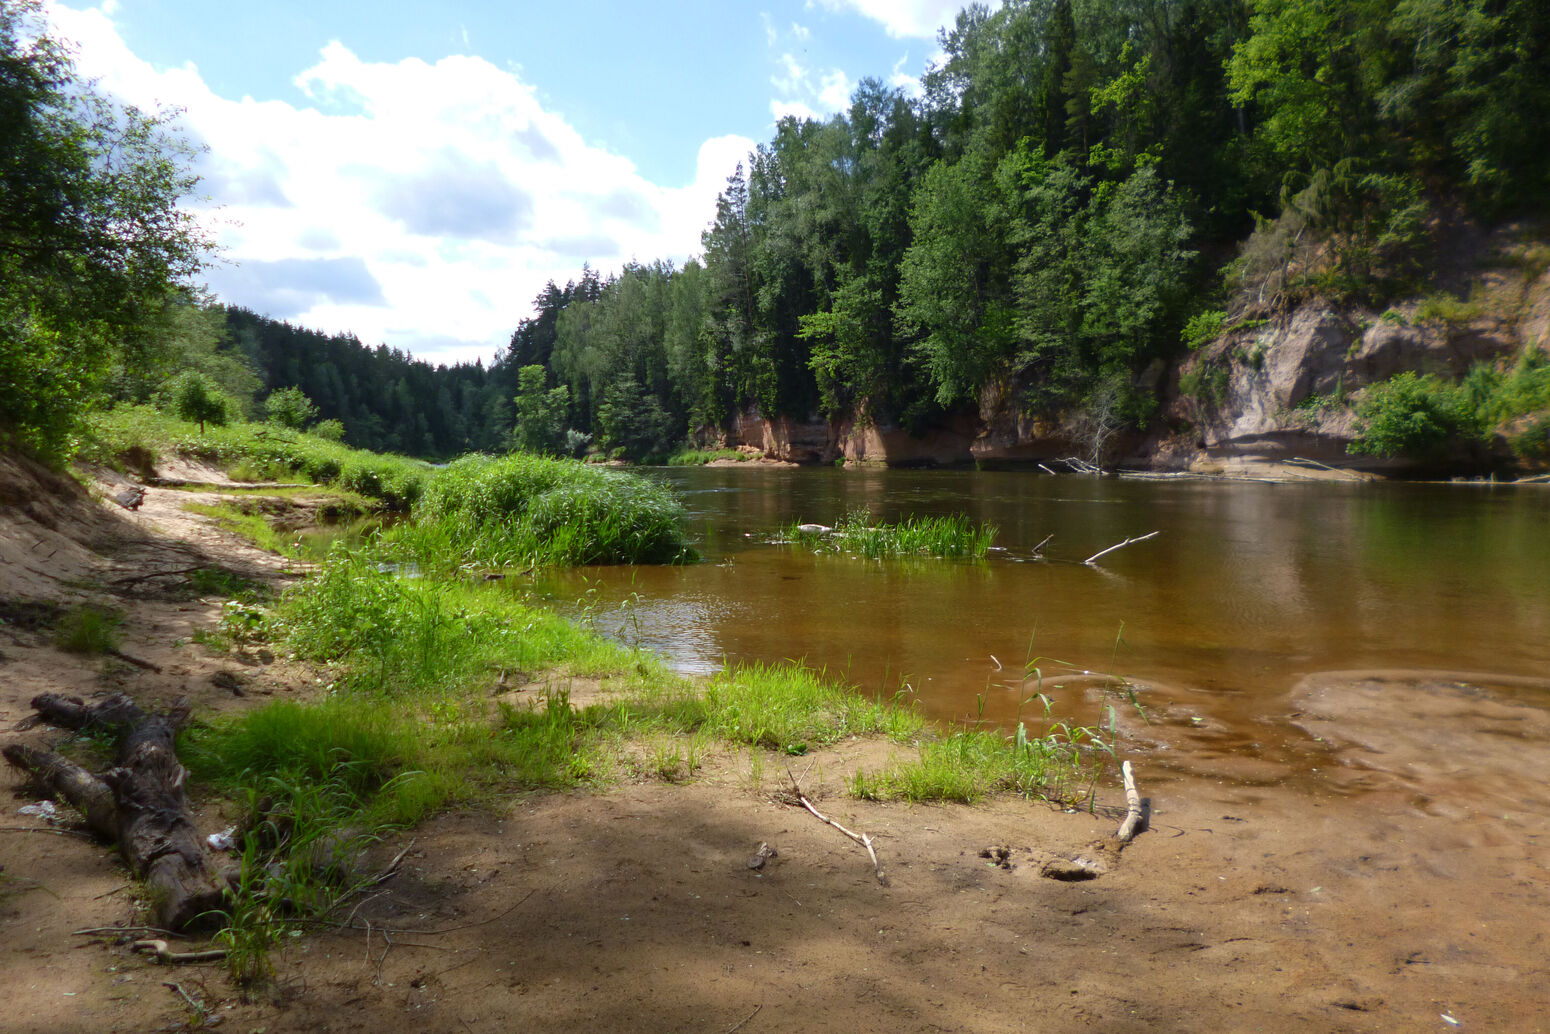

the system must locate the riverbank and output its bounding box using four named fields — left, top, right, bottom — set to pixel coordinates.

left=2, top=454, right=1547, bottom=1032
